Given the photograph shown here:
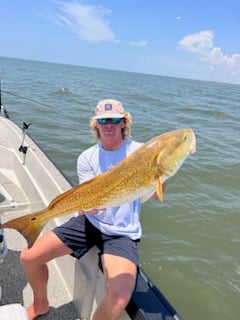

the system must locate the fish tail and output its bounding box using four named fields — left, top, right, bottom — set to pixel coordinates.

left=0, top=209, right=47, bottom=248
